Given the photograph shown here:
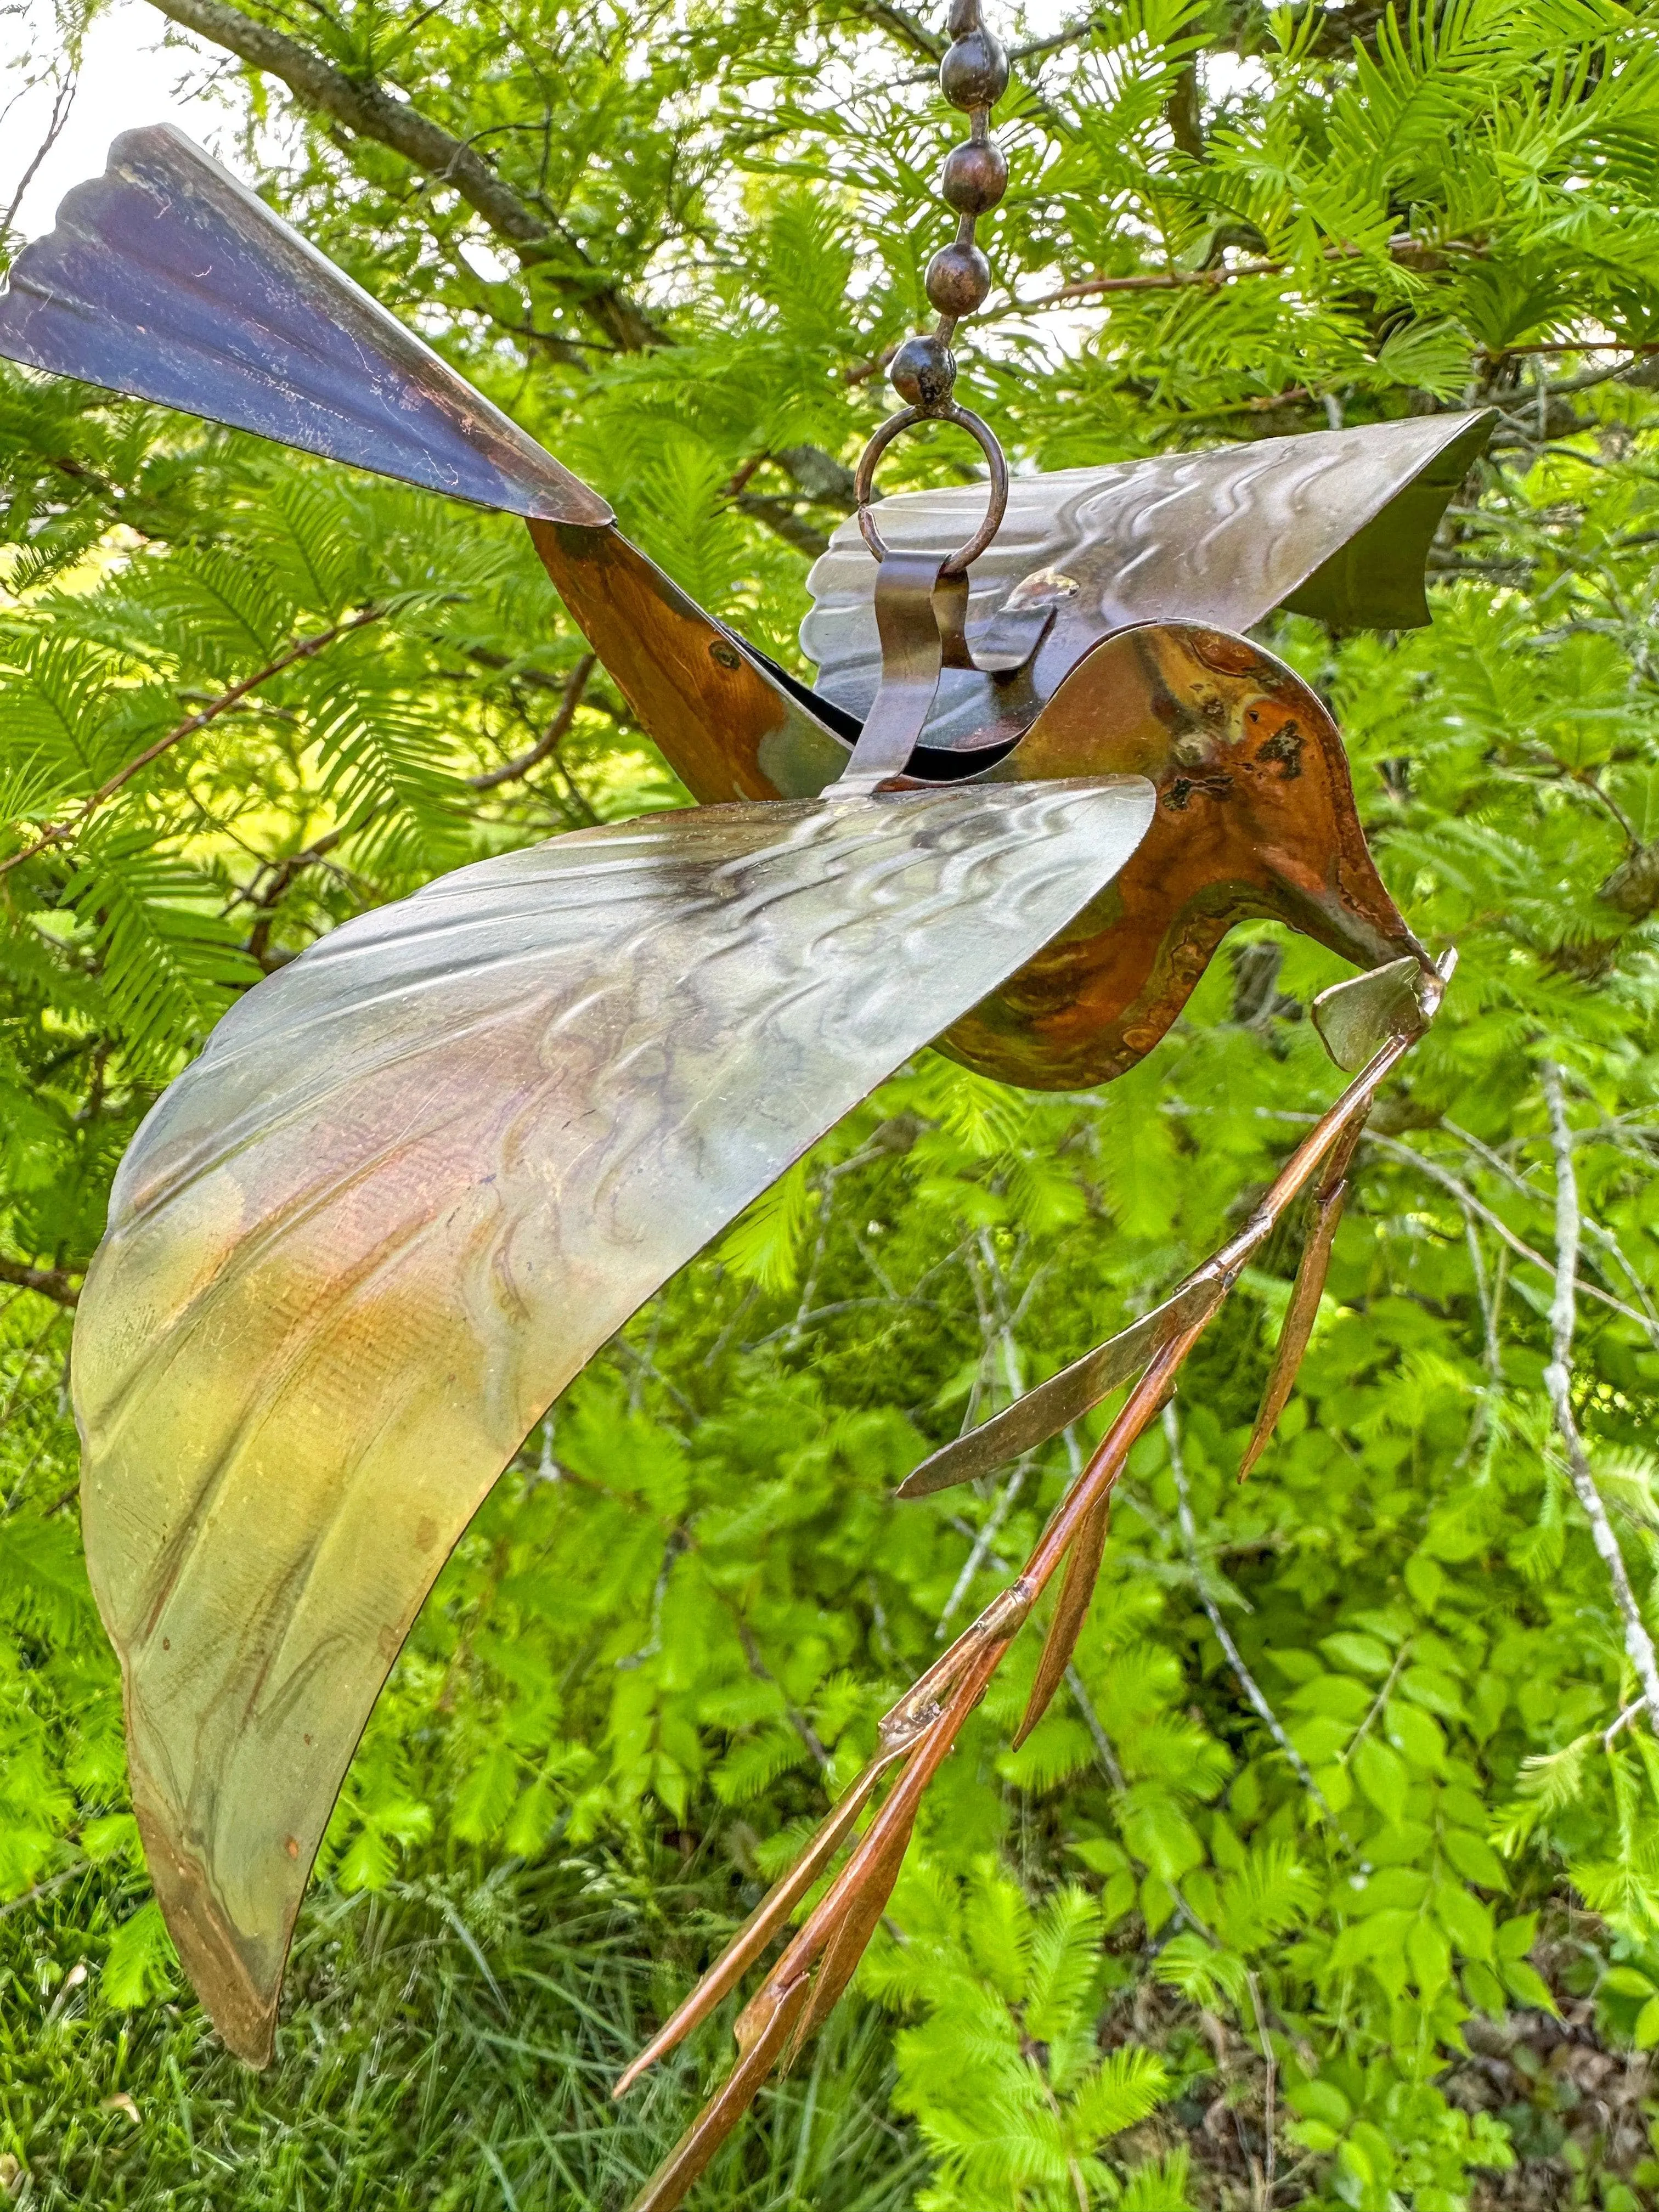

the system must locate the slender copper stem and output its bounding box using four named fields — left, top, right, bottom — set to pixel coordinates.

left=900, top=1015, right=1433, bottom=1499
left=611, top=1742, right=906, bottom=2097
left=618, top=996, right=1448, bottom=2212
left=1015, top=1494, right=1109, bottom=1746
